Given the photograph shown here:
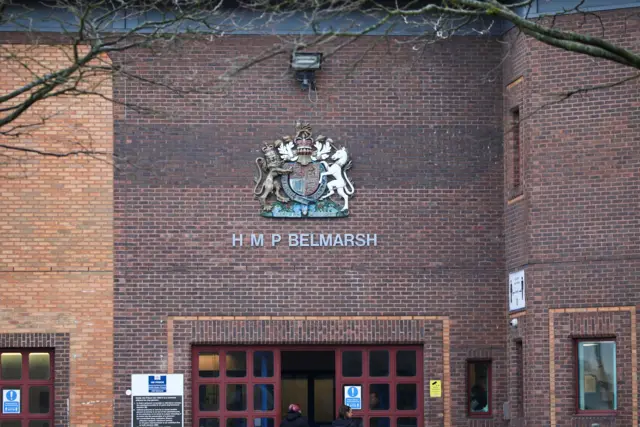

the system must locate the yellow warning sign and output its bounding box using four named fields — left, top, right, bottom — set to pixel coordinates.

left=429, top=380, right=442, bottom=398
